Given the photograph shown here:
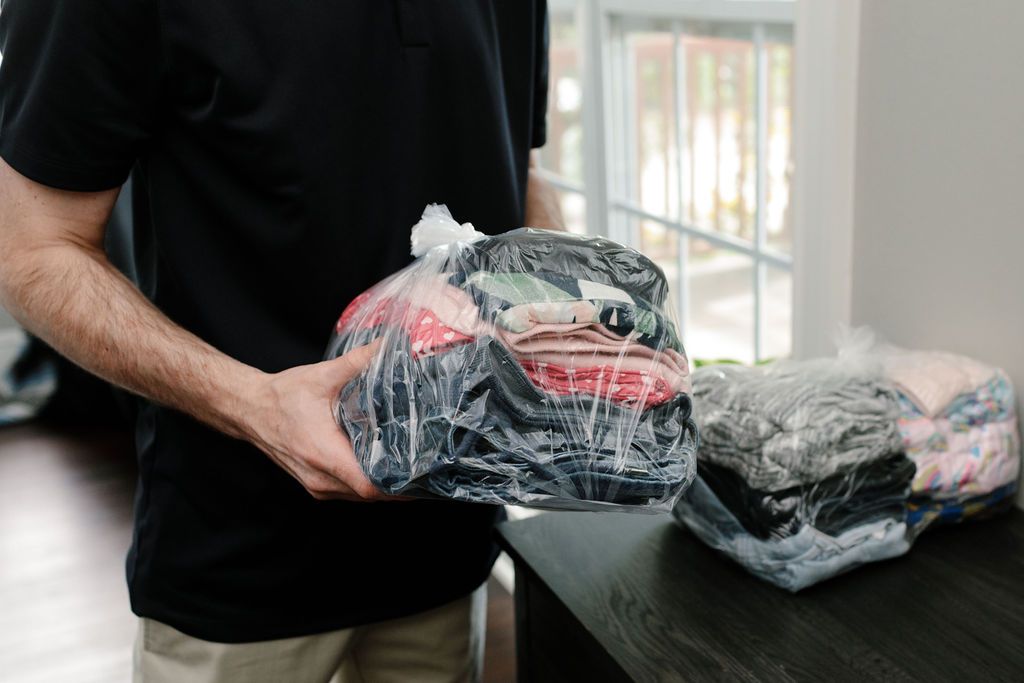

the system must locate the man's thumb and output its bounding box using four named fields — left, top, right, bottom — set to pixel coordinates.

left=324, top=338, right=382, bottom=385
